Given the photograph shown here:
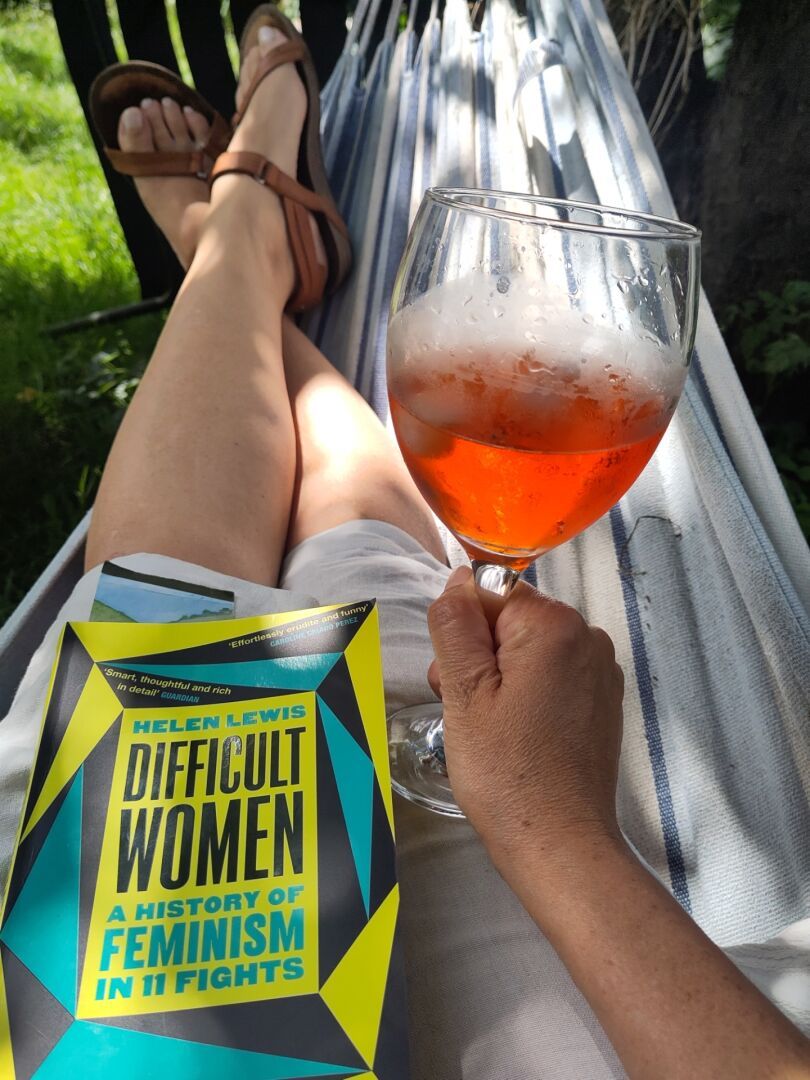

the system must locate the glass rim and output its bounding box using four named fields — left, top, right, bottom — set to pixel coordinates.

left=425, top=187, right=701, bottom=243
